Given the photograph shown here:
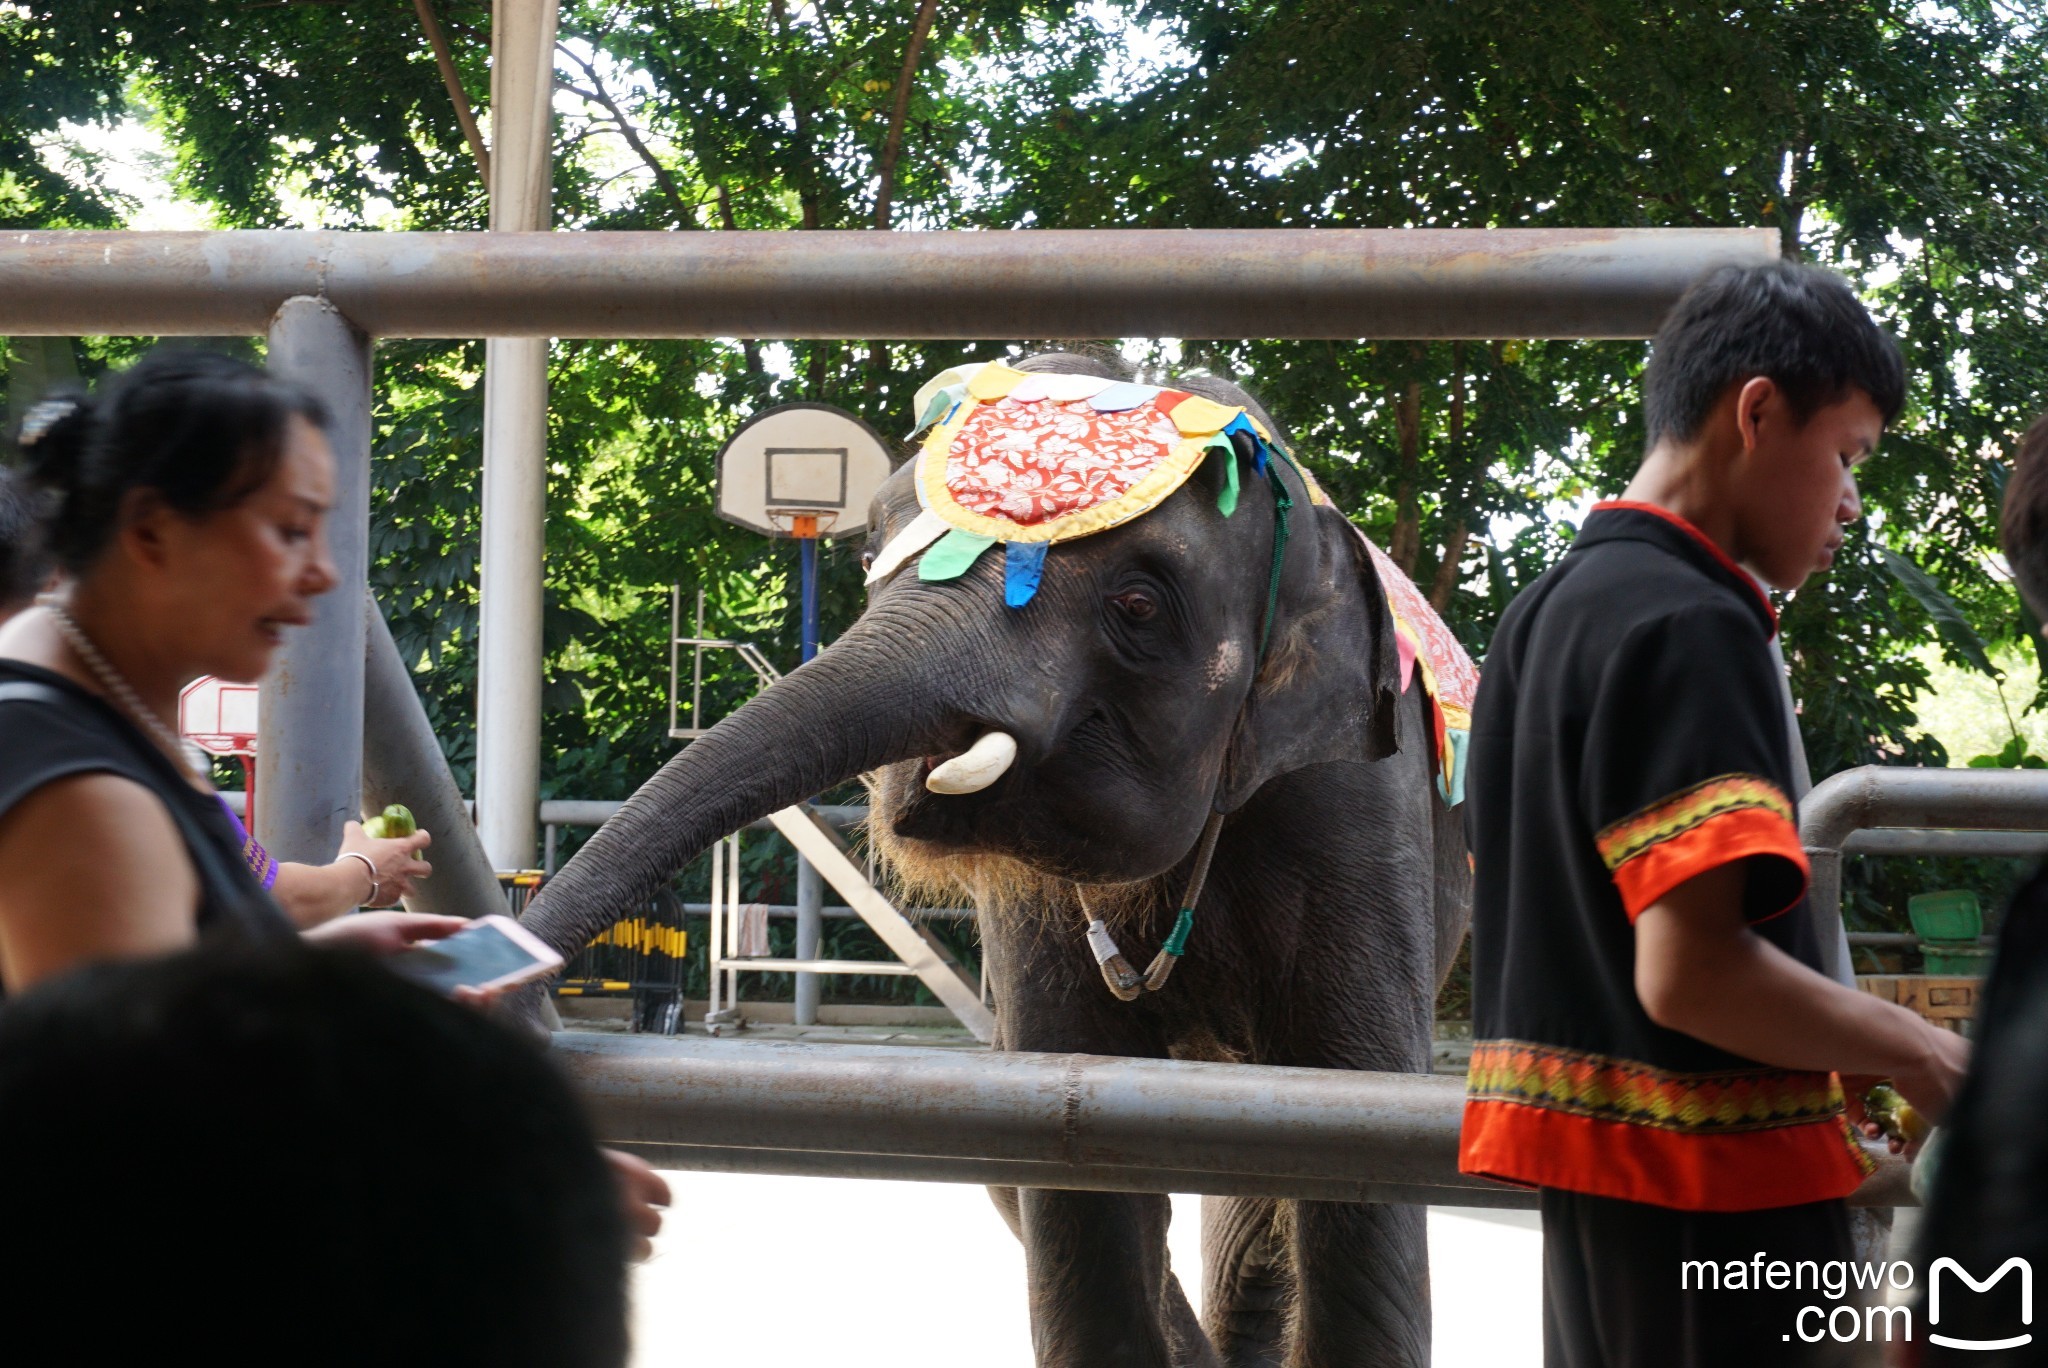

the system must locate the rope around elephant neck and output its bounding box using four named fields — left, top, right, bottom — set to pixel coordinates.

left=1080, top=450, right=1298, bottom=1001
